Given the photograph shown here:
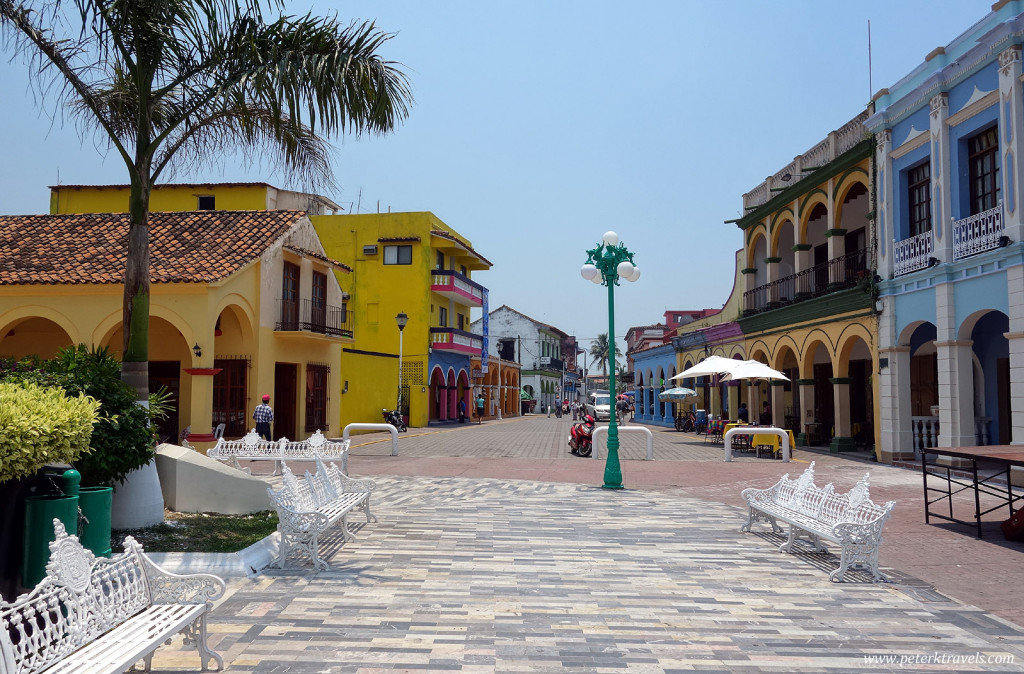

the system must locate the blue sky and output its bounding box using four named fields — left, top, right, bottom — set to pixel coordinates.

left=0, top=1, right=991, bottom=359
